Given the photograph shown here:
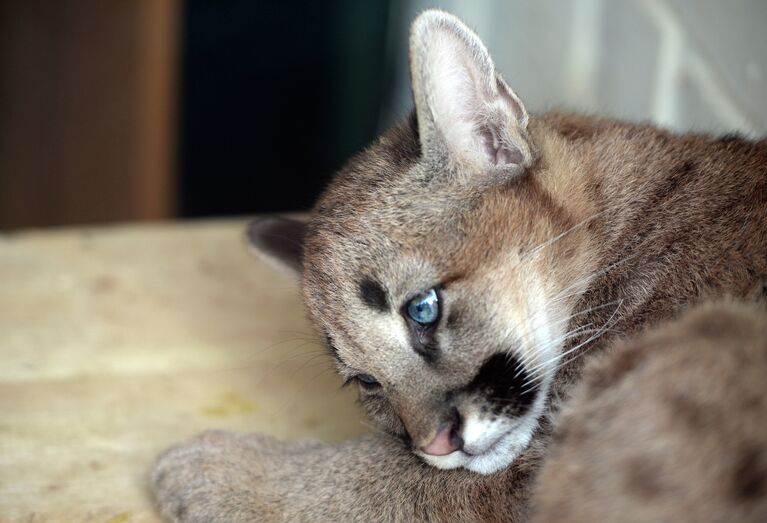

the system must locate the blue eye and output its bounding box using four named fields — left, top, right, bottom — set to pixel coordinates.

left=406, top=288, right=439, bottom=325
